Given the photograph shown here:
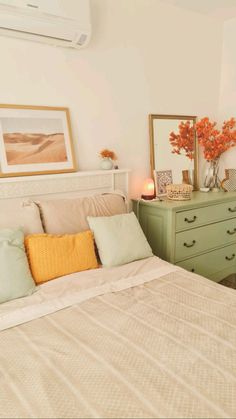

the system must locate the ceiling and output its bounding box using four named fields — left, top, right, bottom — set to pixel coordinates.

left=162, top=0, right=236, bottom=21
